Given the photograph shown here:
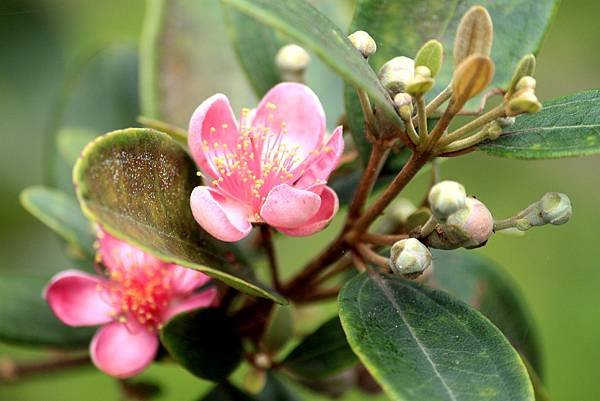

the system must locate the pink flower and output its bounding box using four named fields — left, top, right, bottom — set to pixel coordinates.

left=44, top=230, right=217, bottom=378
left=188, top=82, right=344, bottom=242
